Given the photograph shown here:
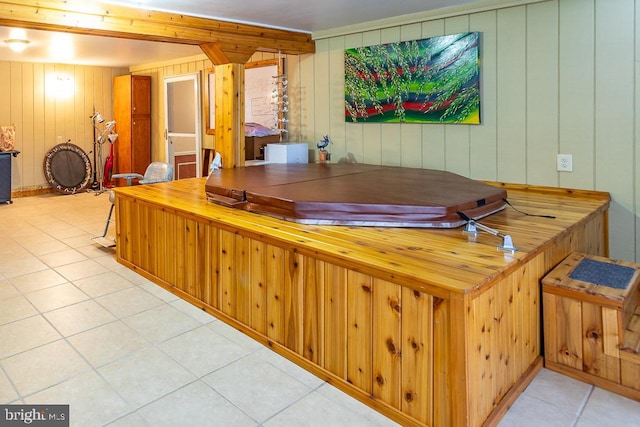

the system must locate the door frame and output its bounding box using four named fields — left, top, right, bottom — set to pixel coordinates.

left=164, top=72, right=202, bottom=178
